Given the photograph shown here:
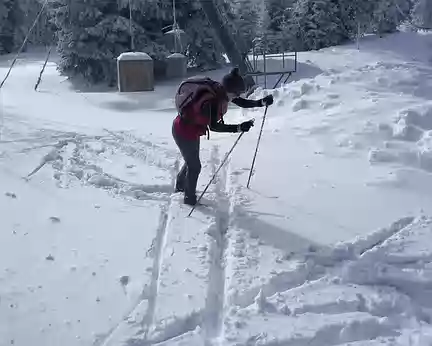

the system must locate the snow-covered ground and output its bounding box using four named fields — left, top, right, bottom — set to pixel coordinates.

left=2, top=31, right=432, bottom=346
